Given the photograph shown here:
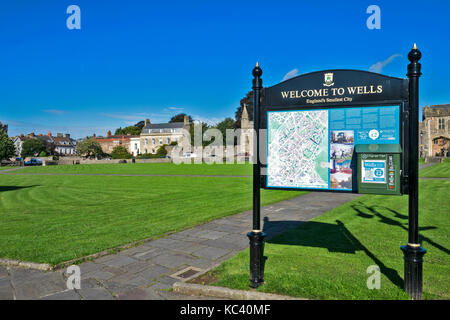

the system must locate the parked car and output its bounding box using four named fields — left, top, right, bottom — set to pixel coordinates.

left=24, top=158, right=43, bottom=166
